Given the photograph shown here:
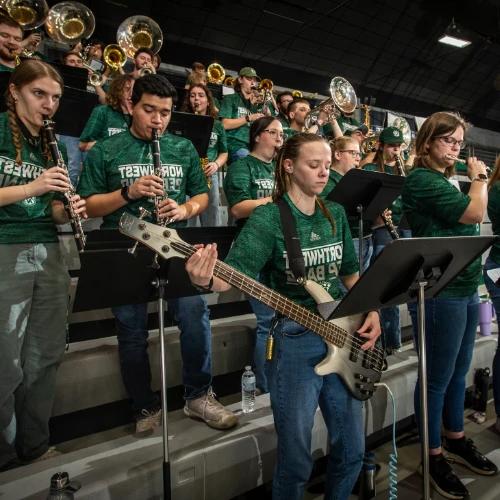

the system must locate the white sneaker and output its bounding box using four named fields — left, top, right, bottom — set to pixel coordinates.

left=135, top=408, right=162, bottom=433
left=184, top=389, right=238, bottom=430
